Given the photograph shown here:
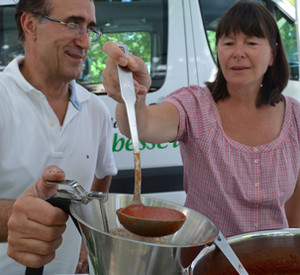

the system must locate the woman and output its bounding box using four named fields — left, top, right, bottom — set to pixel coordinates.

left=103, top=0, right=300, bottom=236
